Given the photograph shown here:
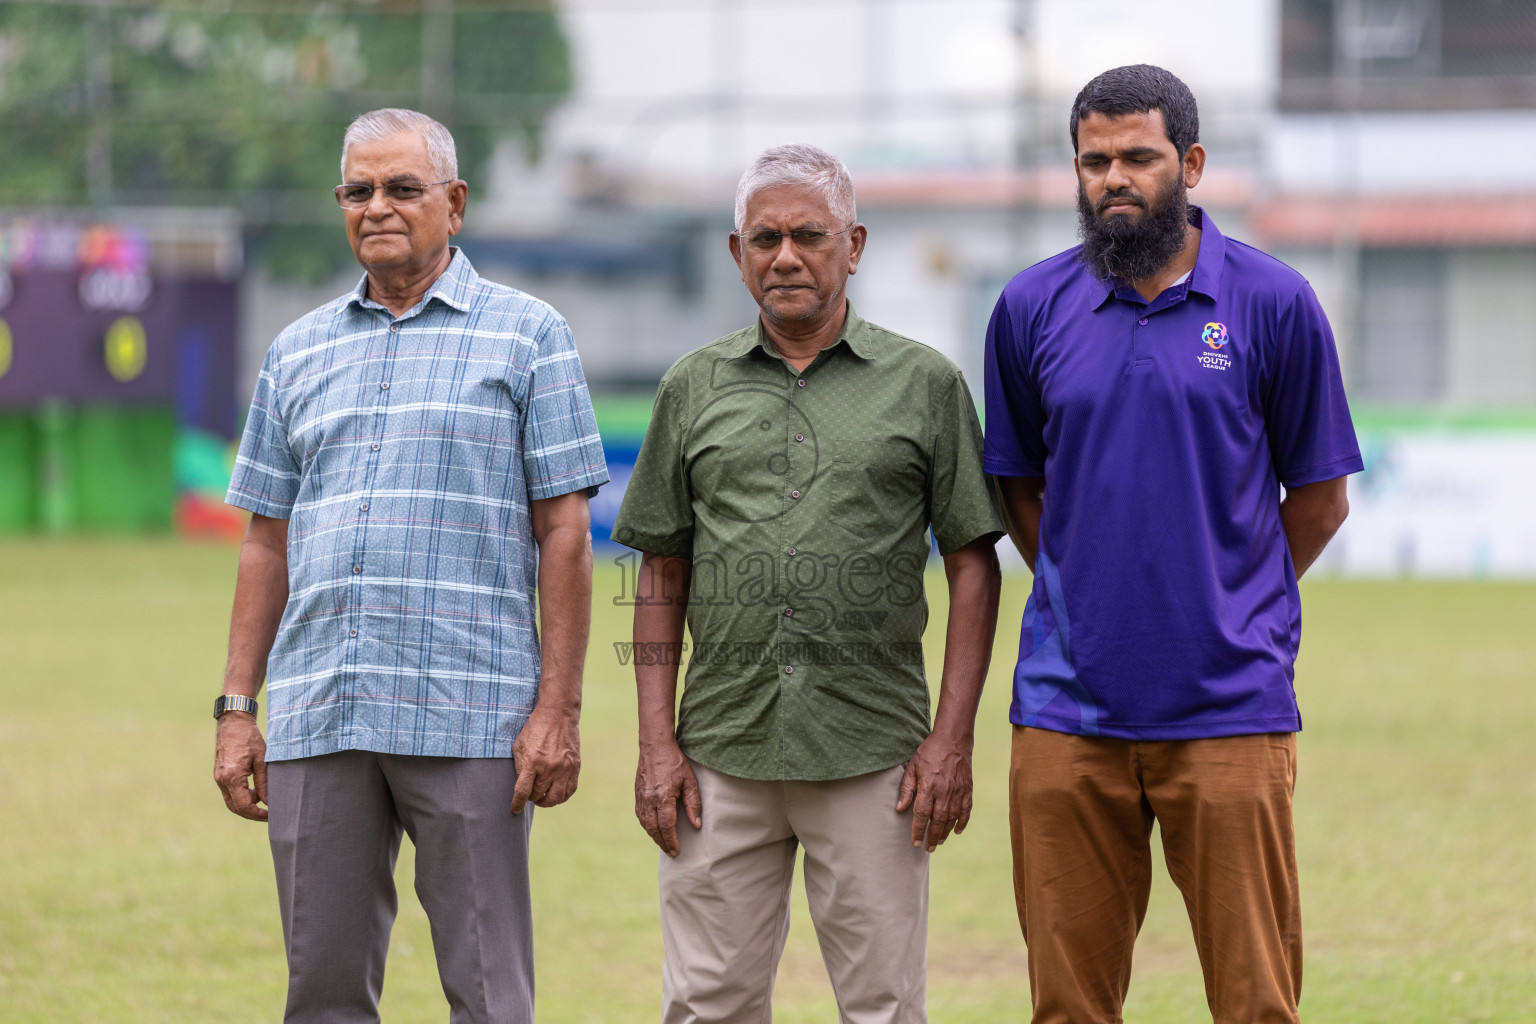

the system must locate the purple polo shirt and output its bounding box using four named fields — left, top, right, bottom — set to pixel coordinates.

left=983, top=208, right=1362, bottom=740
